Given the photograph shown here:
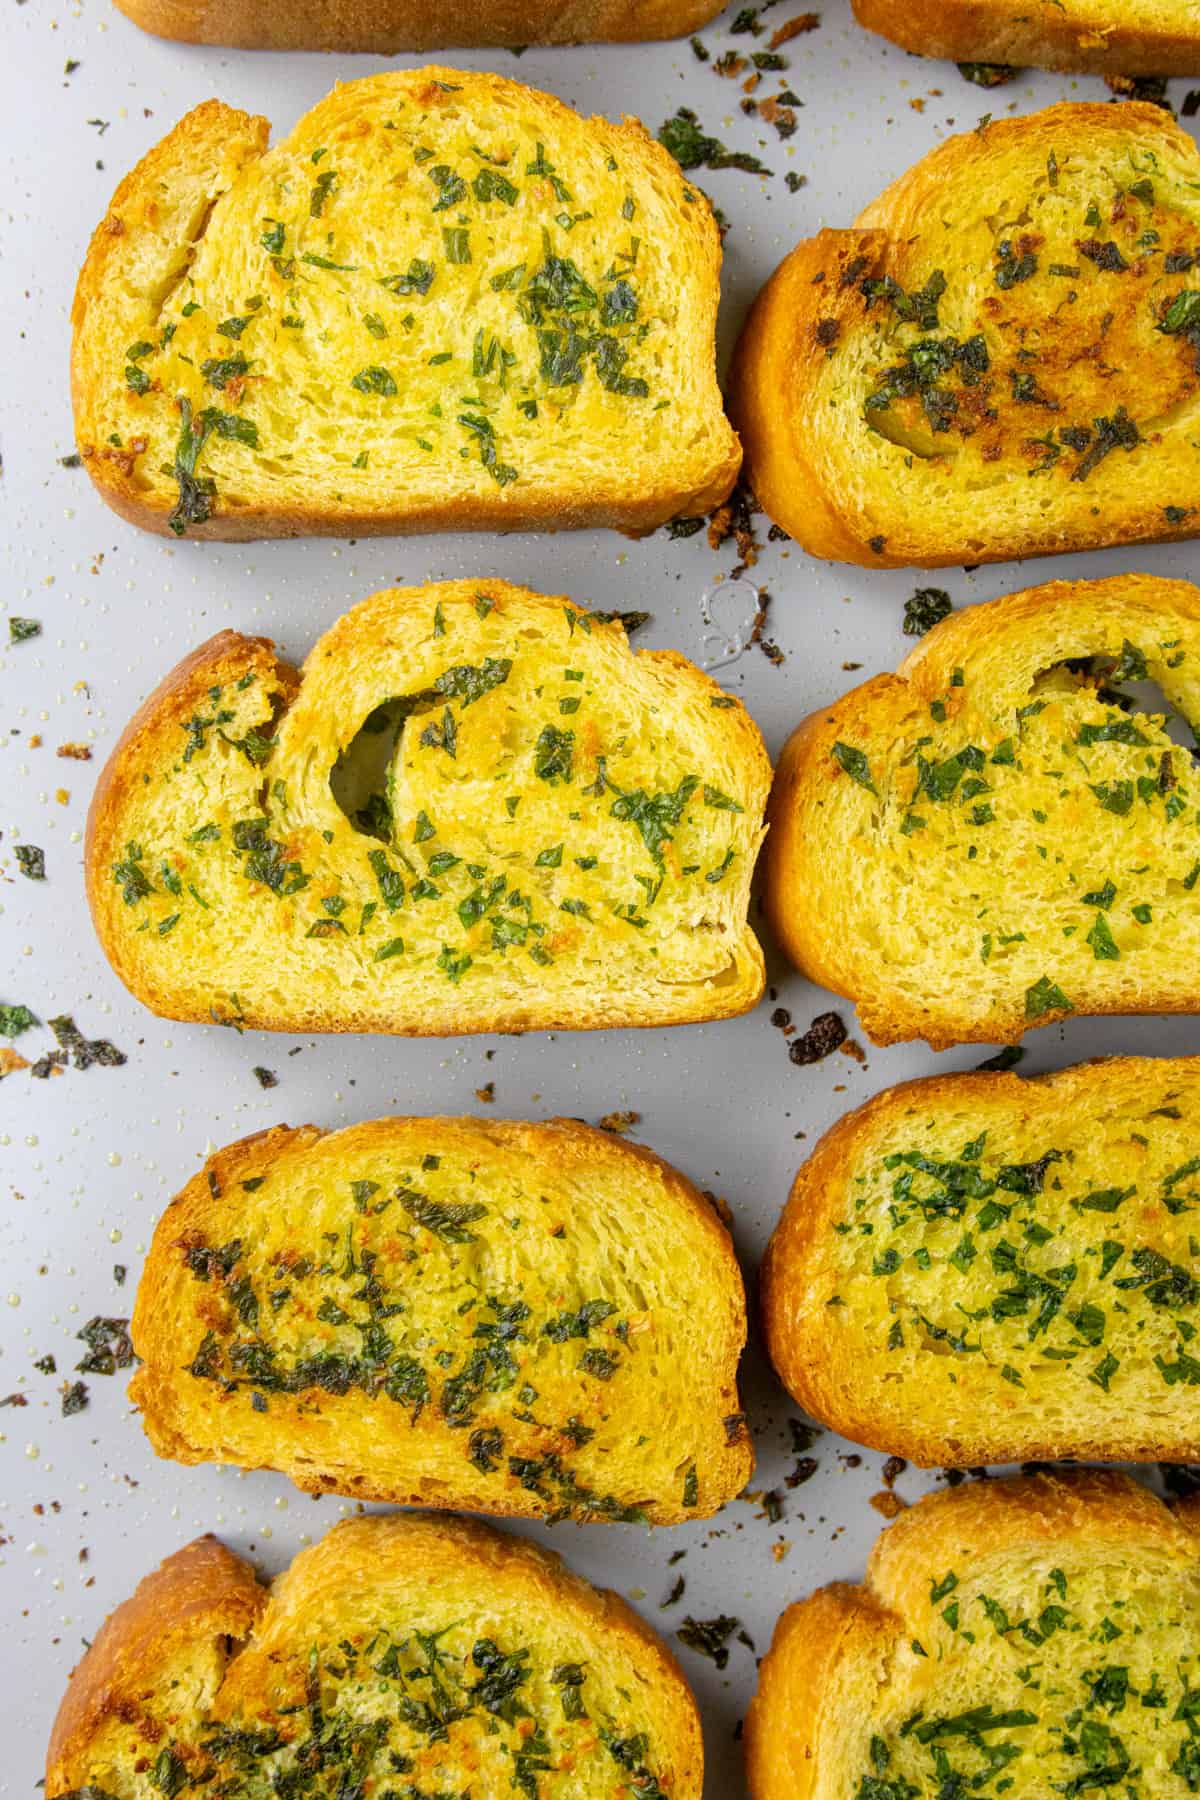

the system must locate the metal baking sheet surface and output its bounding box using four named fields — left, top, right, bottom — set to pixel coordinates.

left=3, top=6, right=1198, bottom=1793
